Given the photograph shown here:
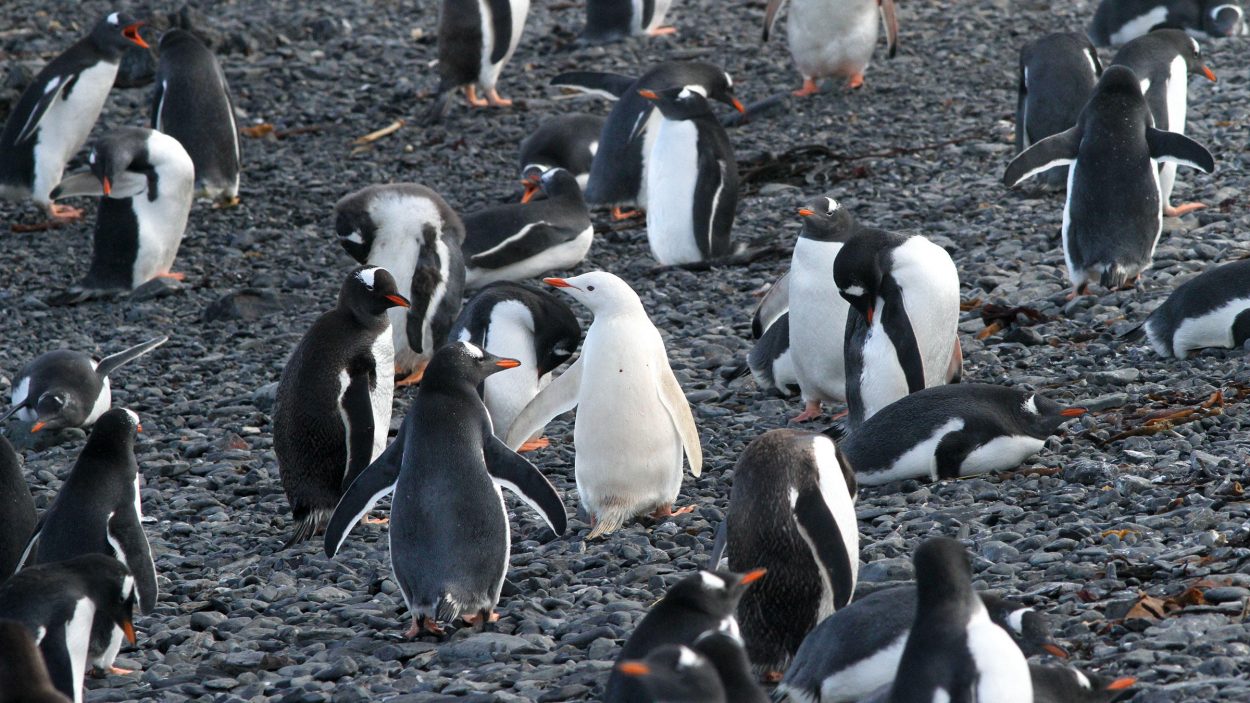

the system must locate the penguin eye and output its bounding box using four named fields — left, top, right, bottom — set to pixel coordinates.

left=587, top=285, right=595, bottom=292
